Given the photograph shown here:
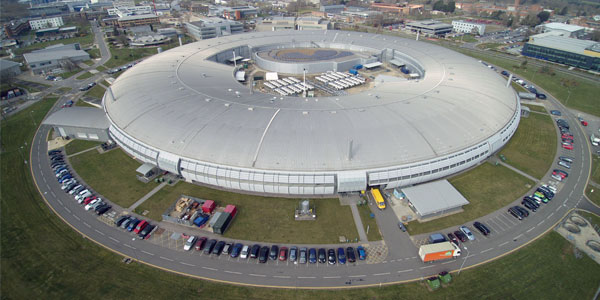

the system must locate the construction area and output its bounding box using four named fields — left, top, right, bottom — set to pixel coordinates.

left=161, top=195, right=238, bottom=235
